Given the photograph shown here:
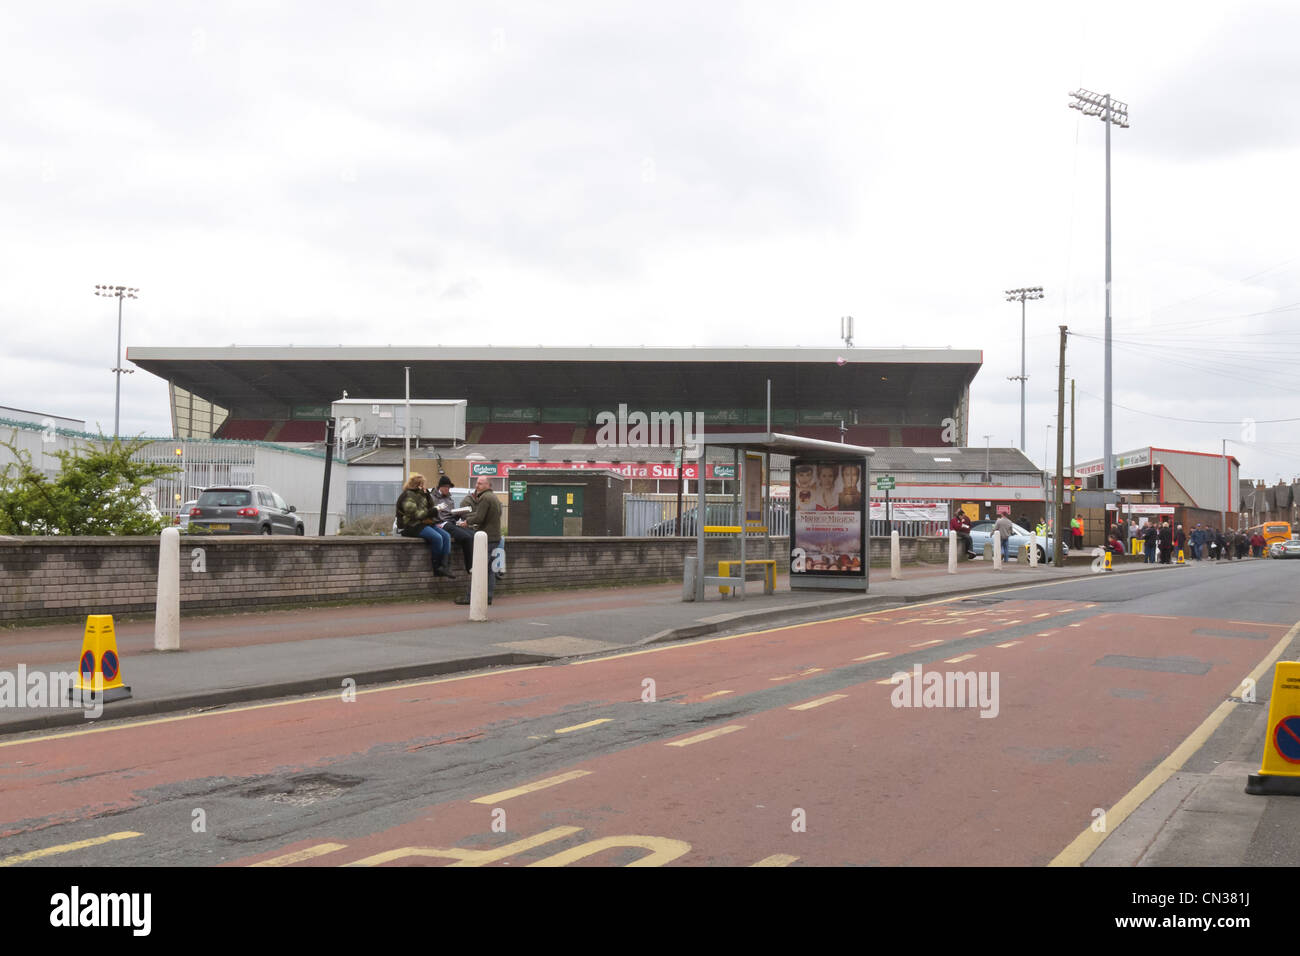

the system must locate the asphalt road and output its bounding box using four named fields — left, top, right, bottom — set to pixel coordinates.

left=1, top=558, right=1297, bottom=867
